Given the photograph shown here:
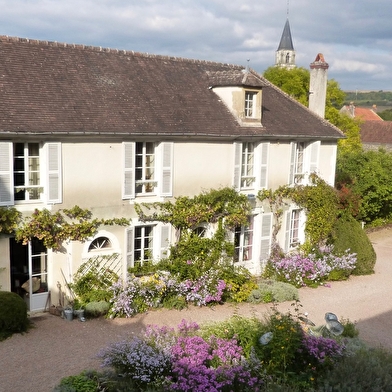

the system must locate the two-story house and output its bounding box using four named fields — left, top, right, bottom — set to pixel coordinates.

left=0, top=36, right=344, bottom=311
